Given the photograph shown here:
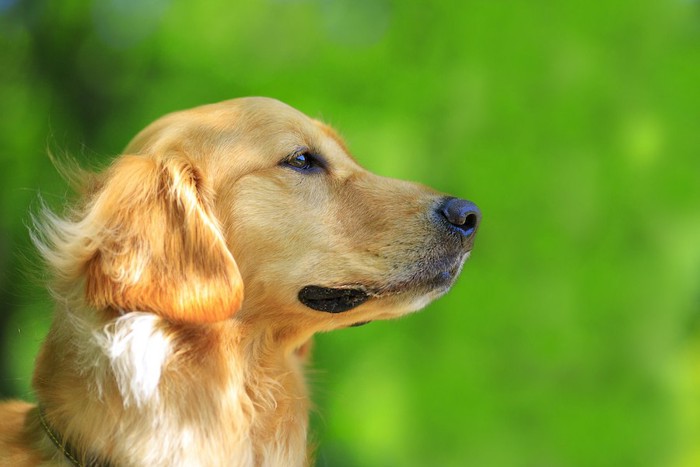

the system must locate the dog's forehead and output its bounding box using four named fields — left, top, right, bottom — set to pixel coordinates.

left=311, top=120, right=350, bottom=154
left=217, top=100, right=353, bottom=160
left=222, top=98, right=348, bottom=149
left=200, top=97, right=321, bottom=136
left=128, top=98, right=340, bottom=152
left=125, top=98, right=361, bottom=185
